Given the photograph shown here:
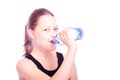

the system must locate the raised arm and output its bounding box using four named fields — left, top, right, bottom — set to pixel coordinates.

left=50, top=27, right=78, bottom=80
